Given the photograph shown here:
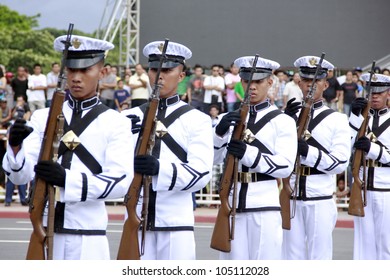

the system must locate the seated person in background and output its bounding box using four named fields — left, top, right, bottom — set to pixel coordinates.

left=12, top=96, right=31, bottom=121
left=114, top=79, right=131, bottom=112
left=0, top=97, right=12, bottom=128
left=120, top=101, right=130, bottom=111
left=334, top=174, right=350, bottom=203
